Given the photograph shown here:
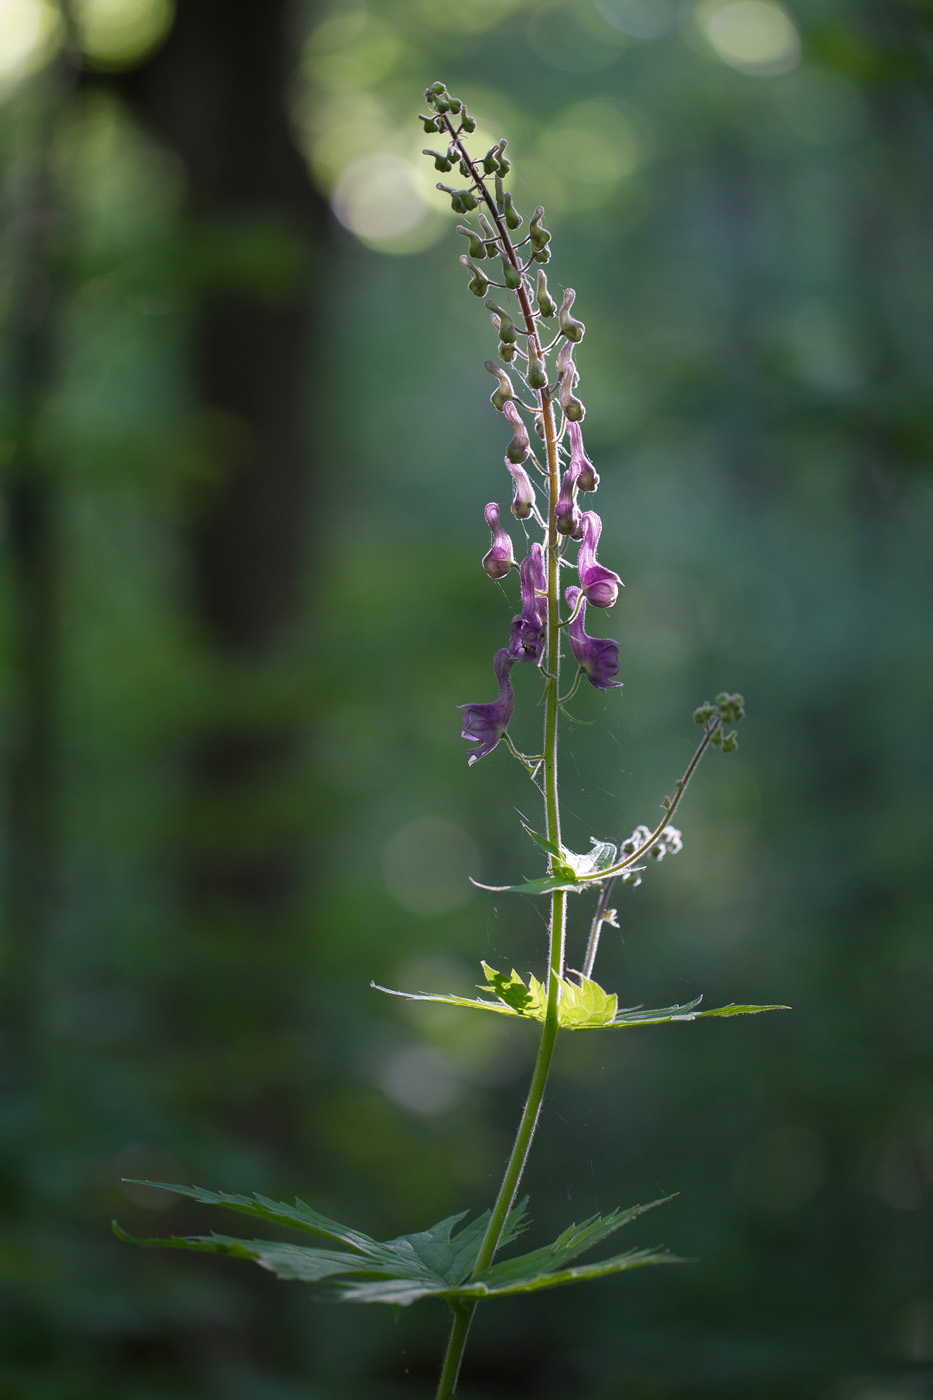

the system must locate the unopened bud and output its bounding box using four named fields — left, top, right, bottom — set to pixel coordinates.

left=482, top=501, right=515, bottom=579
left=501, top=259, right=522, bottom=290
left=556, top=339, right=576, bottom=377
left=437, top=183, right=478, bottom=213
left=485, top=301, right=517, bottom=344
left=460, top=256, right=489, bottom=297
left=536, top=270, right=557, bottom=318
left=710, top=727, right=723, bottom=745
left=529, top=206, right=550, bottom=252
left=420, top=114, right=439, bottom=133
left=721, top=731, right=738, bottom=753
left=478, top=213, right=499, bottom=250
left=499, top=341, right=516, bottom=362
left=482, top=148, right=498, bottom=175
left=526, top=344, right=547, bottom=390
left=461, top=111, right=477, bottom=133
left=447, top=96, right=462, bottom=113
left=457, top=225, right=486, bottom=260
left=502, top=192, right=522, bottom=230
left=559, top=288, right=585, bottom=343
left=506, top=459, right=535, bottom=519
left=423, top=148, right=453, bottom=172
left=485, top=359, right=514, bottom=411
left=559, top=367, right=585, bottom=422
left=503, top=401, right=530, bottom=464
